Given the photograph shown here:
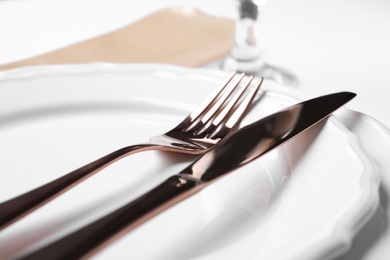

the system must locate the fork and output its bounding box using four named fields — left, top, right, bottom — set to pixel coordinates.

left=0, top=72, right=263, bottom=230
